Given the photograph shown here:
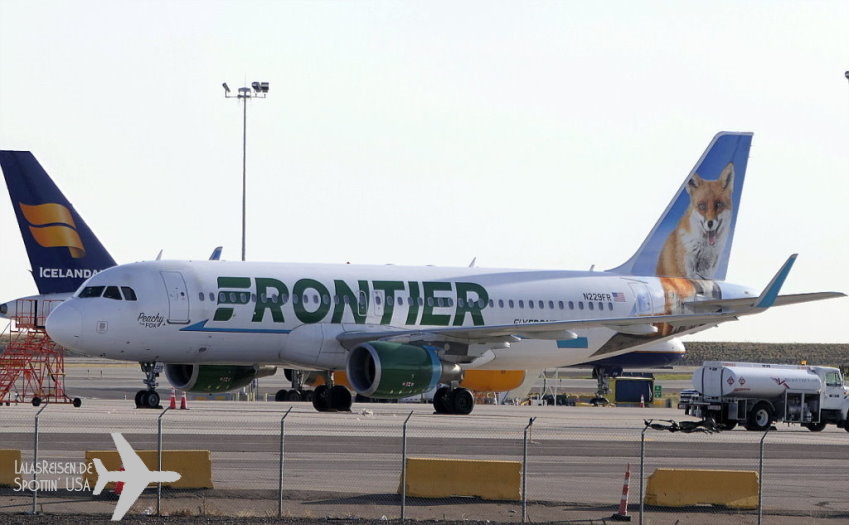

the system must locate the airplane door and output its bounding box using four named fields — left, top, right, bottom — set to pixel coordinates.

left=628, top=282, right=653, bottom=316
left=372, top=290, right=385, bottom=322
left=161, top=271, right=190, bottom=324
